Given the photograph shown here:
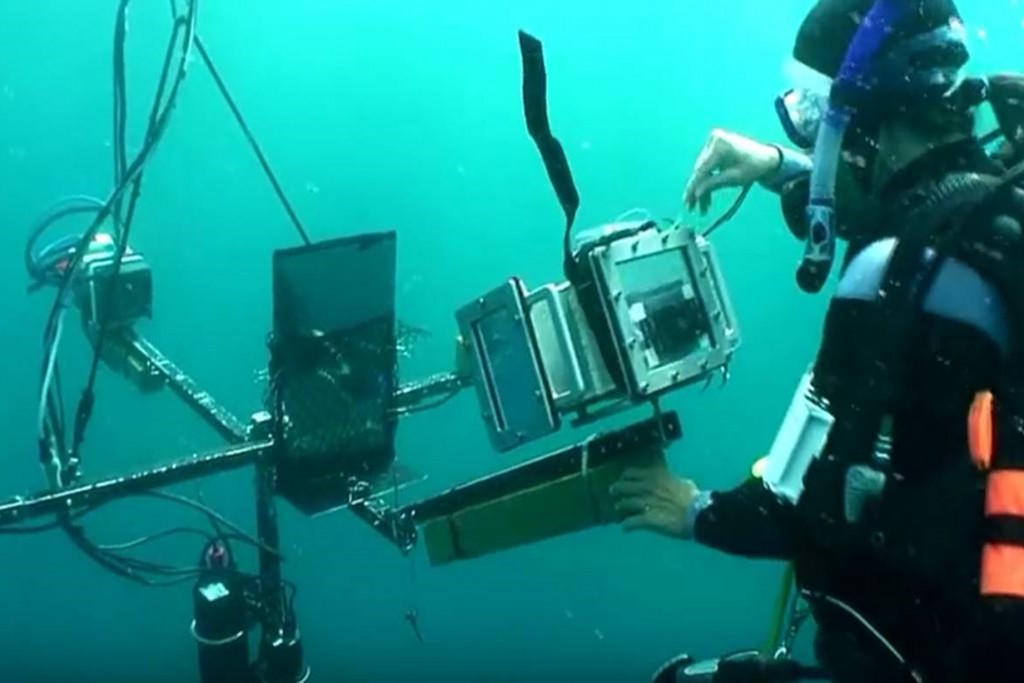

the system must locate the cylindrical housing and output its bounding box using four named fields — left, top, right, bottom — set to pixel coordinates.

left=193, top=569, right=251, bottom=683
